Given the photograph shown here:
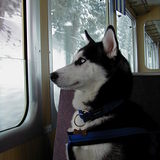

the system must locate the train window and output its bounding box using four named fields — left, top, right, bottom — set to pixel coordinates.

left=144, top=20, right=160, bottom=69
left=50, top=0, right=106, bottom=110
left=0, top=0, right=27, bottom=131
left=116, top=10, right=137, bottom=72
